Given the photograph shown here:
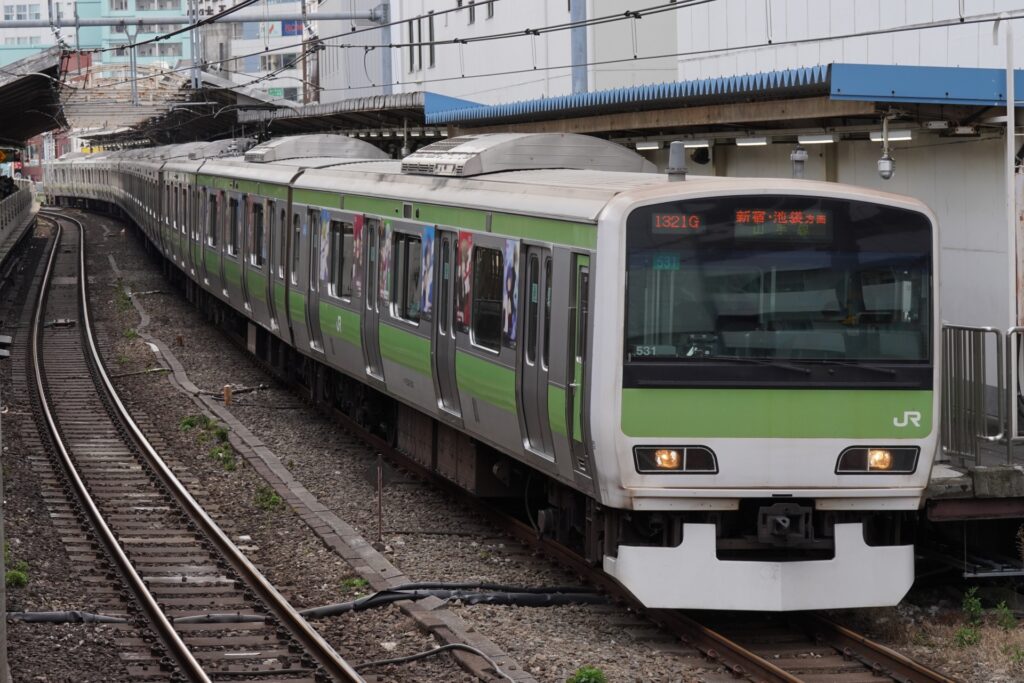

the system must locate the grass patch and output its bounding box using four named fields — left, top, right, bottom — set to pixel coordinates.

left=115, top=281, right=132, bottom=312
left=179, top=414, right=213, bottom=431
left=123, top=328, right=139, bottom=340
left=341, top=577, right=368, bottom=591
left=254, top=485, right=283, bottom=512
left=4, top=543, right=27, bottom=589
left=208, top=443, right=237, bottom=471
left=566, top=666, right=607, bottom=683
